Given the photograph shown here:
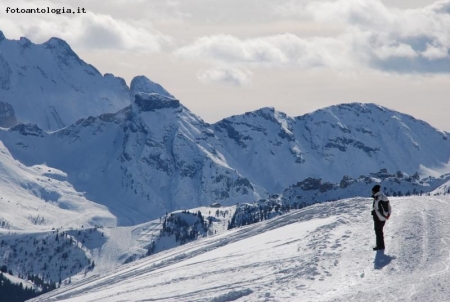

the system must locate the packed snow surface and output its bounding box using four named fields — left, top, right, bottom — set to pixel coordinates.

left=30, top=195, right=450, bottom=301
